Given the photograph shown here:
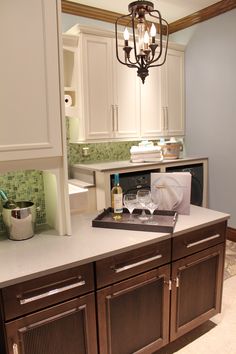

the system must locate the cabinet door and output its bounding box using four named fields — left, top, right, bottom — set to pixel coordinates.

left=162, top=49, right=185, bottom=137
left=5, top=293, right=98, bottom=354
left=0, top=0, right=63, bottom=161
left=97, top=265, right=170, bottom=354
left=140, top=66, right=163, bottom=138
left=112, top=39, right=140, bottom=139
left=170, top=243, right=225, bottom=342
left=80, top=34, right=113, bottom=141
